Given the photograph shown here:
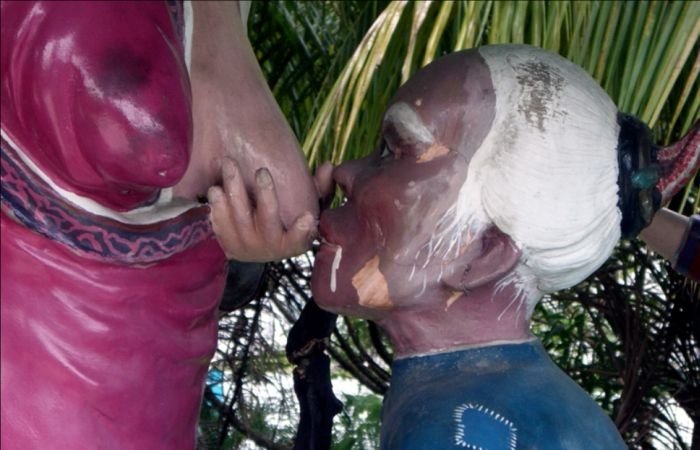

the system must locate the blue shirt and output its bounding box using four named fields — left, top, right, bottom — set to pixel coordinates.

left=381, top=340, right=626, bottom=449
